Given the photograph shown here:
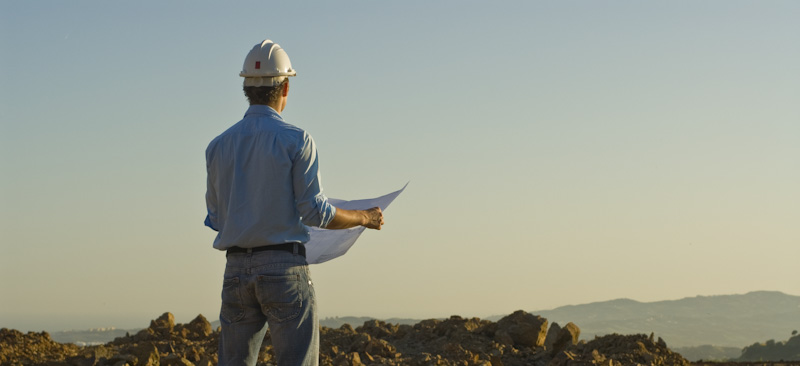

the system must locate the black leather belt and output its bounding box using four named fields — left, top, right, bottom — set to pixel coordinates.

left=226, top=243, right=306, bottom=257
